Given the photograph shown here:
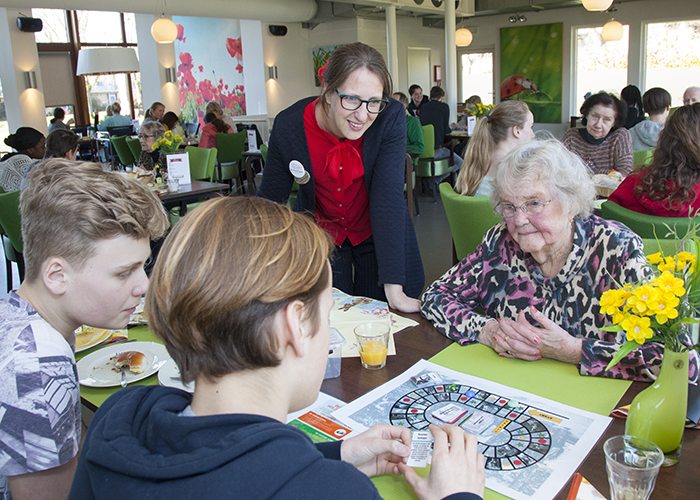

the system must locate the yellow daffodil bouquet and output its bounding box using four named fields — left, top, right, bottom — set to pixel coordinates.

left=601, top=233, right=700, bottom=370
left=152, top=130, right=183, bottom=155
left=467, top=102, right=495, bottom=118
